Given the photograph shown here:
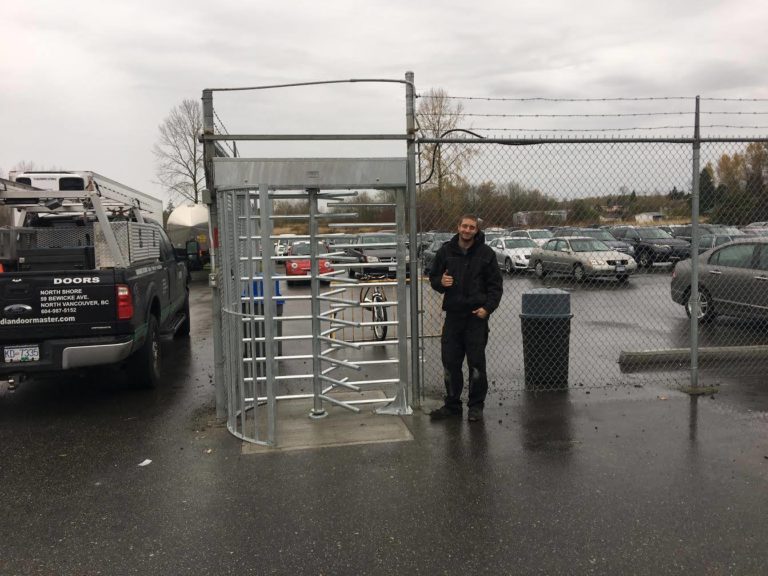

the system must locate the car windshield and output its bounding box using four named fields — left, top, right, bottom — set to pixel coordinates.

left=569, top=239, right=611, bottom=252
left=504, top=238, right=537, bottom=249
left=580, top=229, right=615, bottom=241
left=530, top=230, right=553, bottom=239
left=639, top=228, right=672, bottom=239
left=360, top=235, right=394, bottom=244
